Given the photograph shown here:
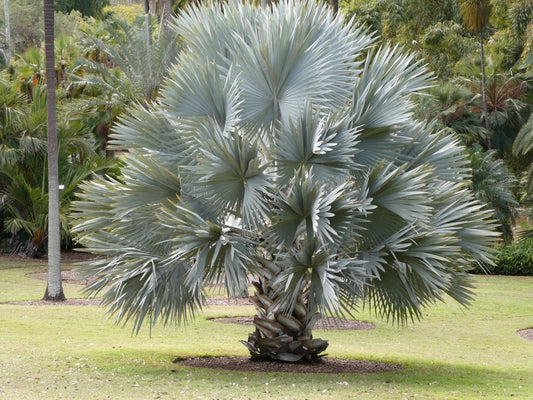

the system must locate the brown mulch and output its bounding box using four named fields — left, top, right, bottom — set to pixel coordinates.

left=173, top=355, right=402, bottom=374
left=210, top=316, right=375, bottom=330
left=517, top=328, right=533, bottom=341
